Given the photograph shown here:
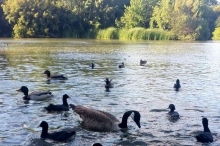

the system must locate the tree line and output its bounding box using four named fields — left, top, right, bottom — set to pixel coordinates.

left=0, top=0, right=220, bottom=40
